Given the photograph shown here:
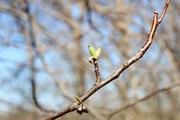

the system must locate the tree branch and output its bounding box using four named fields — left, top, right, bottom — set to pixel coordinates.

left=107, top=81, right=180, bottom=120
left=44, top=0, right=169, bottom=120
left=23, top=0, right=55, bottom=113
